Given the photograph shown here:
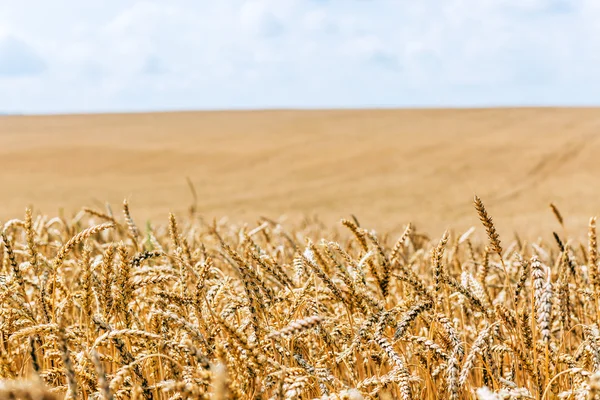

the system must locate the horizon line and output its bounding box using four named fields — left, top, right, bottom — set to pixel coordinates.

left=3, top=104, right=600, bottom=118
